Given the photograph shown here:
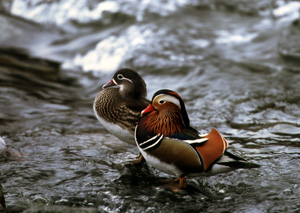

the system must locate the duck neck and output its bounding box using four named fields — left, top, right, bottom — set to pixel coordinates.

left=142, top=110, right=184, bottom=137
left=119, top=84, right=146, bottom=101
